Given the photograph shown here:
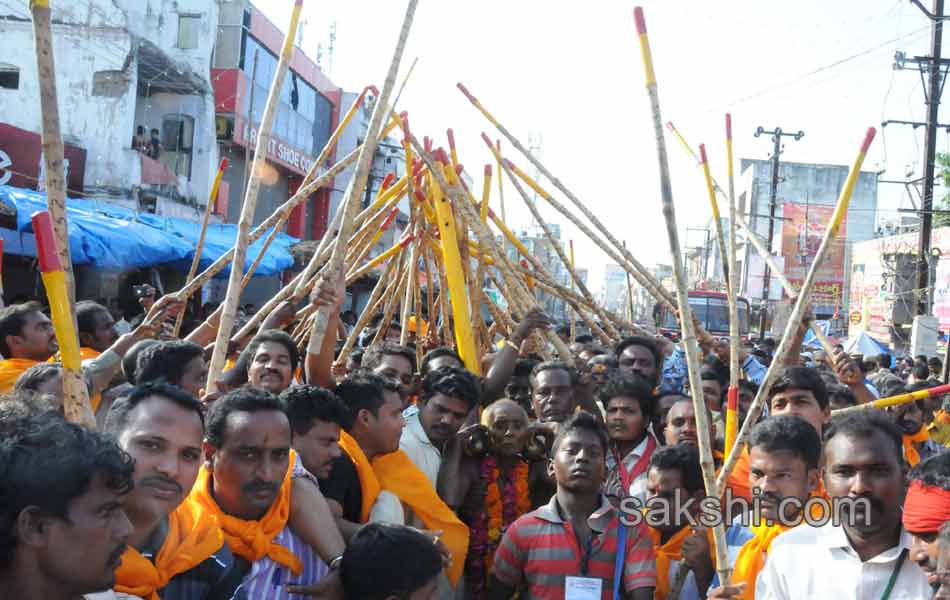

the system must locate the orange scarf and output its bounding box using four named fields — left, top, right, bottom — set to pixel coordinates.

left=114, top=498, right=224, bottom=600
left=647, top=526, right=713, bottom=600
left=337, top=431, right=470, bottom=586
left=189, top=453, right=302, bottom=575
left=903, top=428, right=931, bottom=467
left=731, top=521, right=789, bottom=600
left=0, top=357, right=38, bottom=393
left=79, top=347, right=101, bottom=361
